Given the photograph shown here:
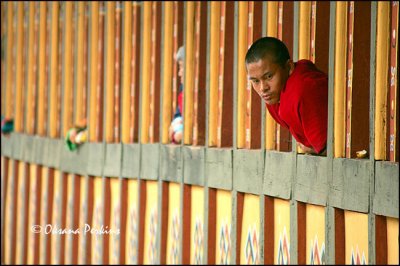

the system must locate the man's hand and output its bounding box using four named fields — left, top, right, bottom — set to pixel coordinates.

left=298, top=143, right=326, bottom=156
left=298, top=143, right=317, bottom=154
left=168, top=123, right=174, bottom=141
left=169, top=116, right=183, bottom=144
